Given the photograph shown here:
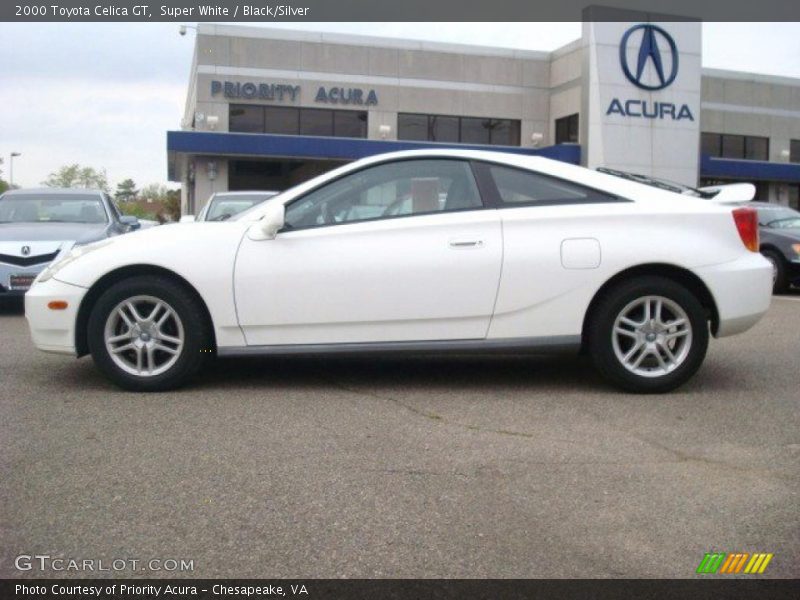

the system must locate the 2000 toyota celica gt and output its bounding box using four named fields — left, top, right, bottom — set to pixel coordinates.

left=25, top=150, right=772, bottom=393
